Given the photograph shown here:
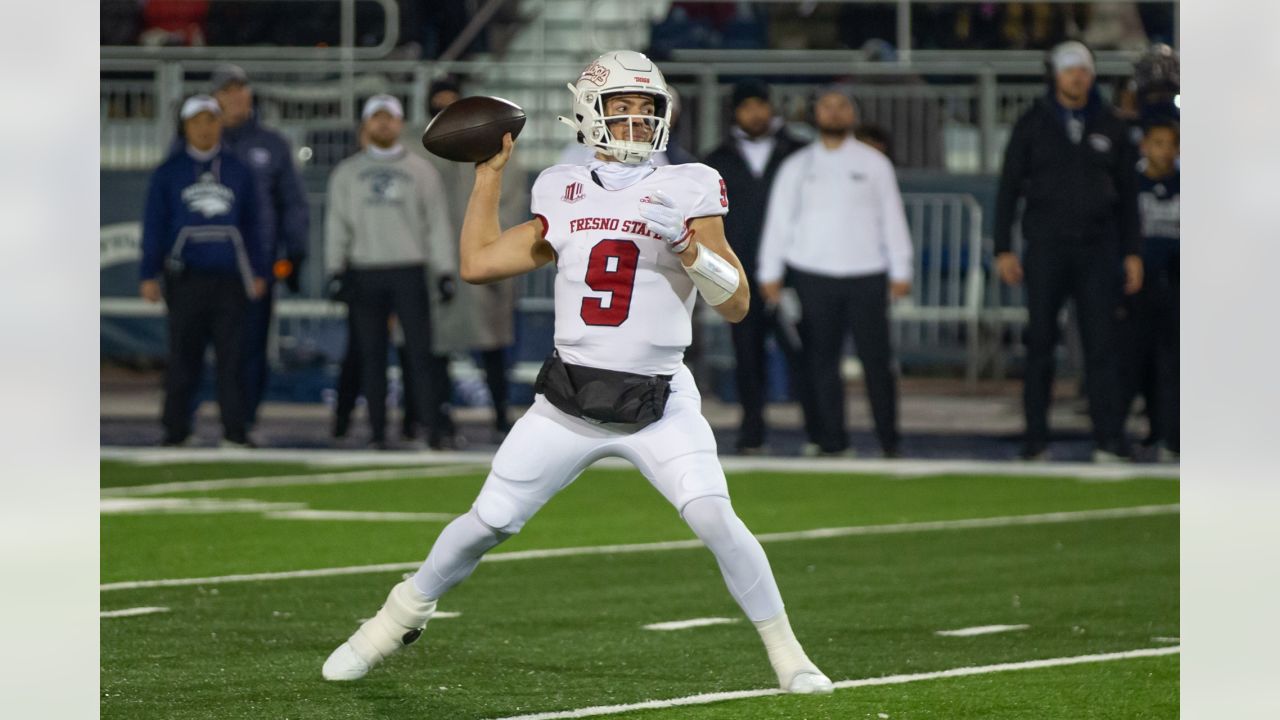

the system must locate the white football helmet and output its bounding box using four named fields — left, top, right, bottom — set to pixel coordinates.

left=557, top=50, right=672, bottom=165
